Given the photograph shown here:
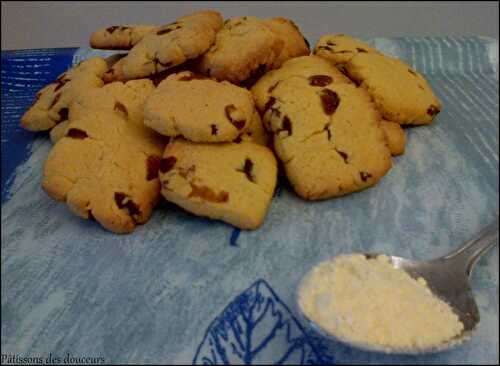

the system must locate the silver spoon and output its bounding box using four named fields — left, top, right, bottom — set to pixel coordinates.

left=297, top=218, right=499, bottom=354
